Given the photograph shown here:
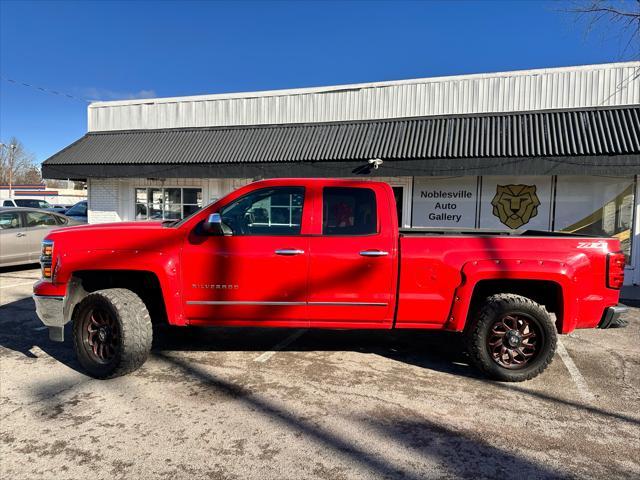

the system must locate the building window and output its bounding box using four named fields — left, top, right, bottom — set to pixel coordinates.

left=554, top=176, right=635, bottom=264
left=135, top=187, right=202, bottom=220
